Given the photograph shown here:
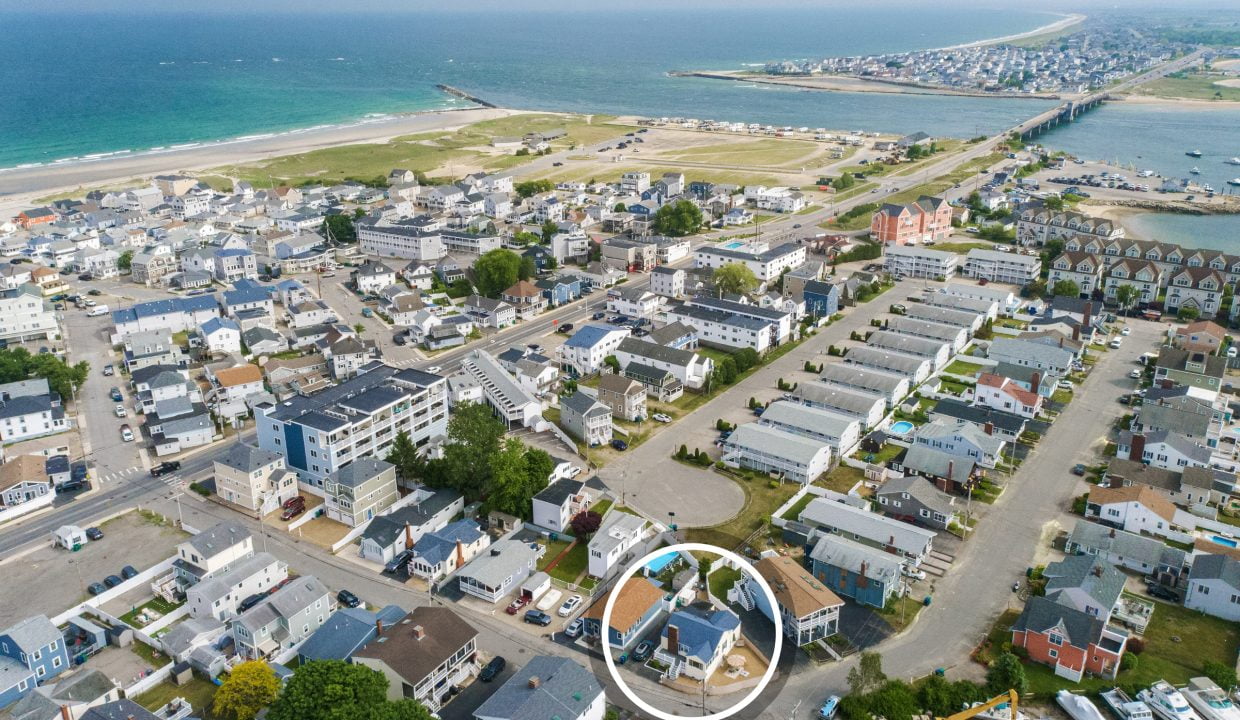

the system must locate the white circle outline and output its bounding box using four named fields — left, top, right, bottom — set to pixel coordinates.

left=600, top=542, right=784, bottom=720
